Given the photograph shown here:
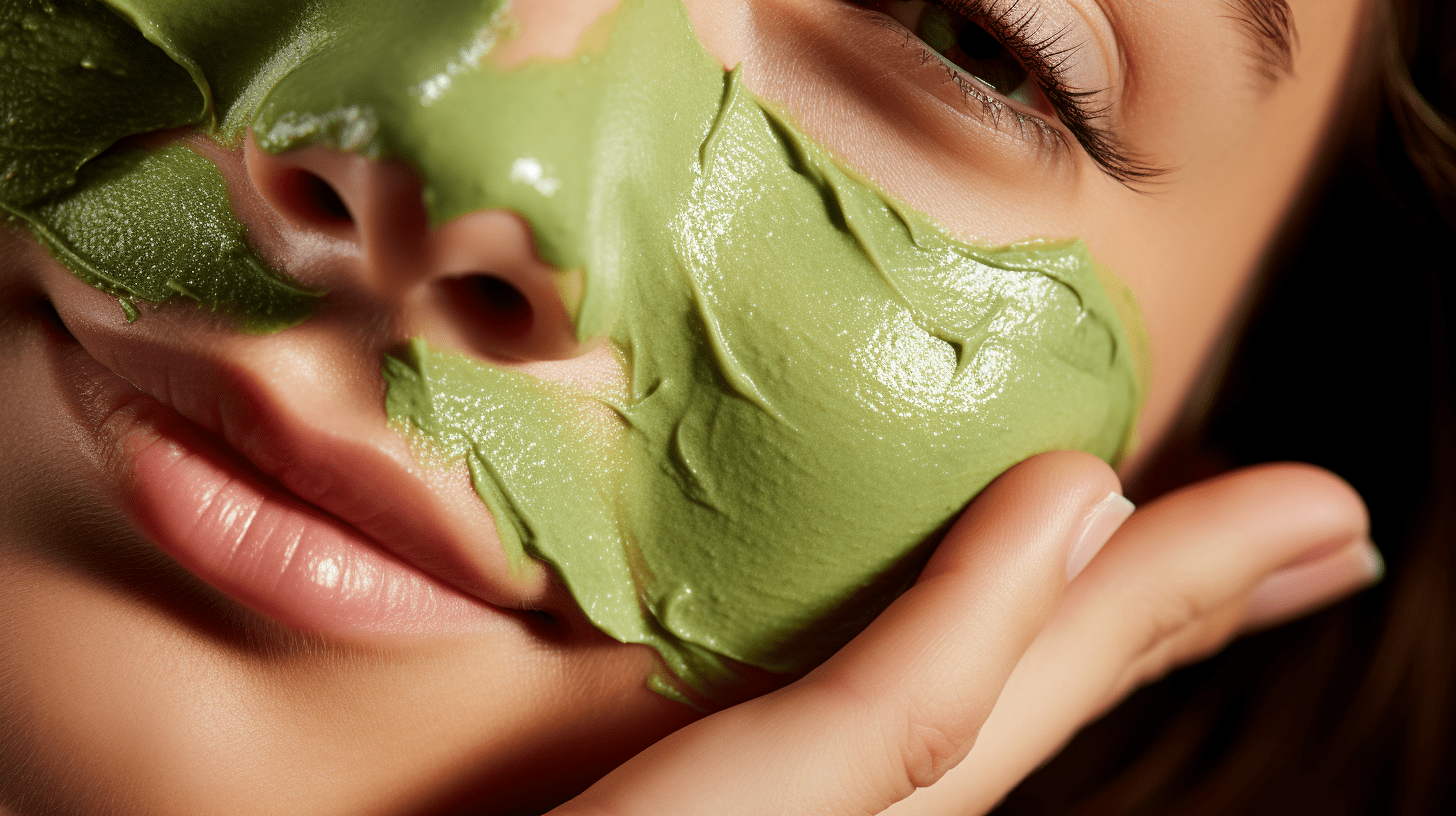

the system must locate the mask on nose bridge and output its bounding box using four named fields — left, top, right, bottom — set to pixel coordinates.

left=5, top=0, right=1147, bottom=706
left=248, top=0, right=630, bottom=344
